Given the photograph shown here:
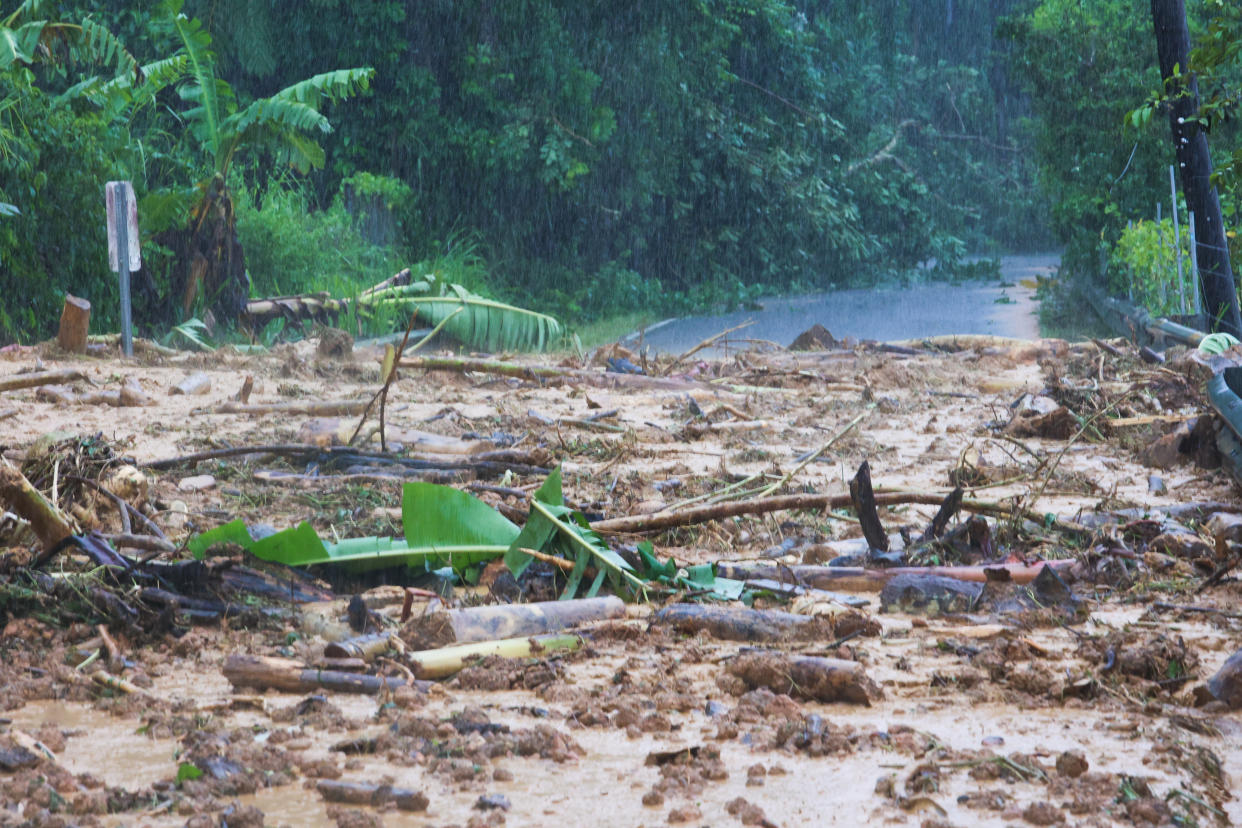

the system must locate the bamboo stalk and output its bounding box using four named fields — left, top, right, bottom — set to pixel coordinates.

left=407, top=633, right=581, bottom=679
